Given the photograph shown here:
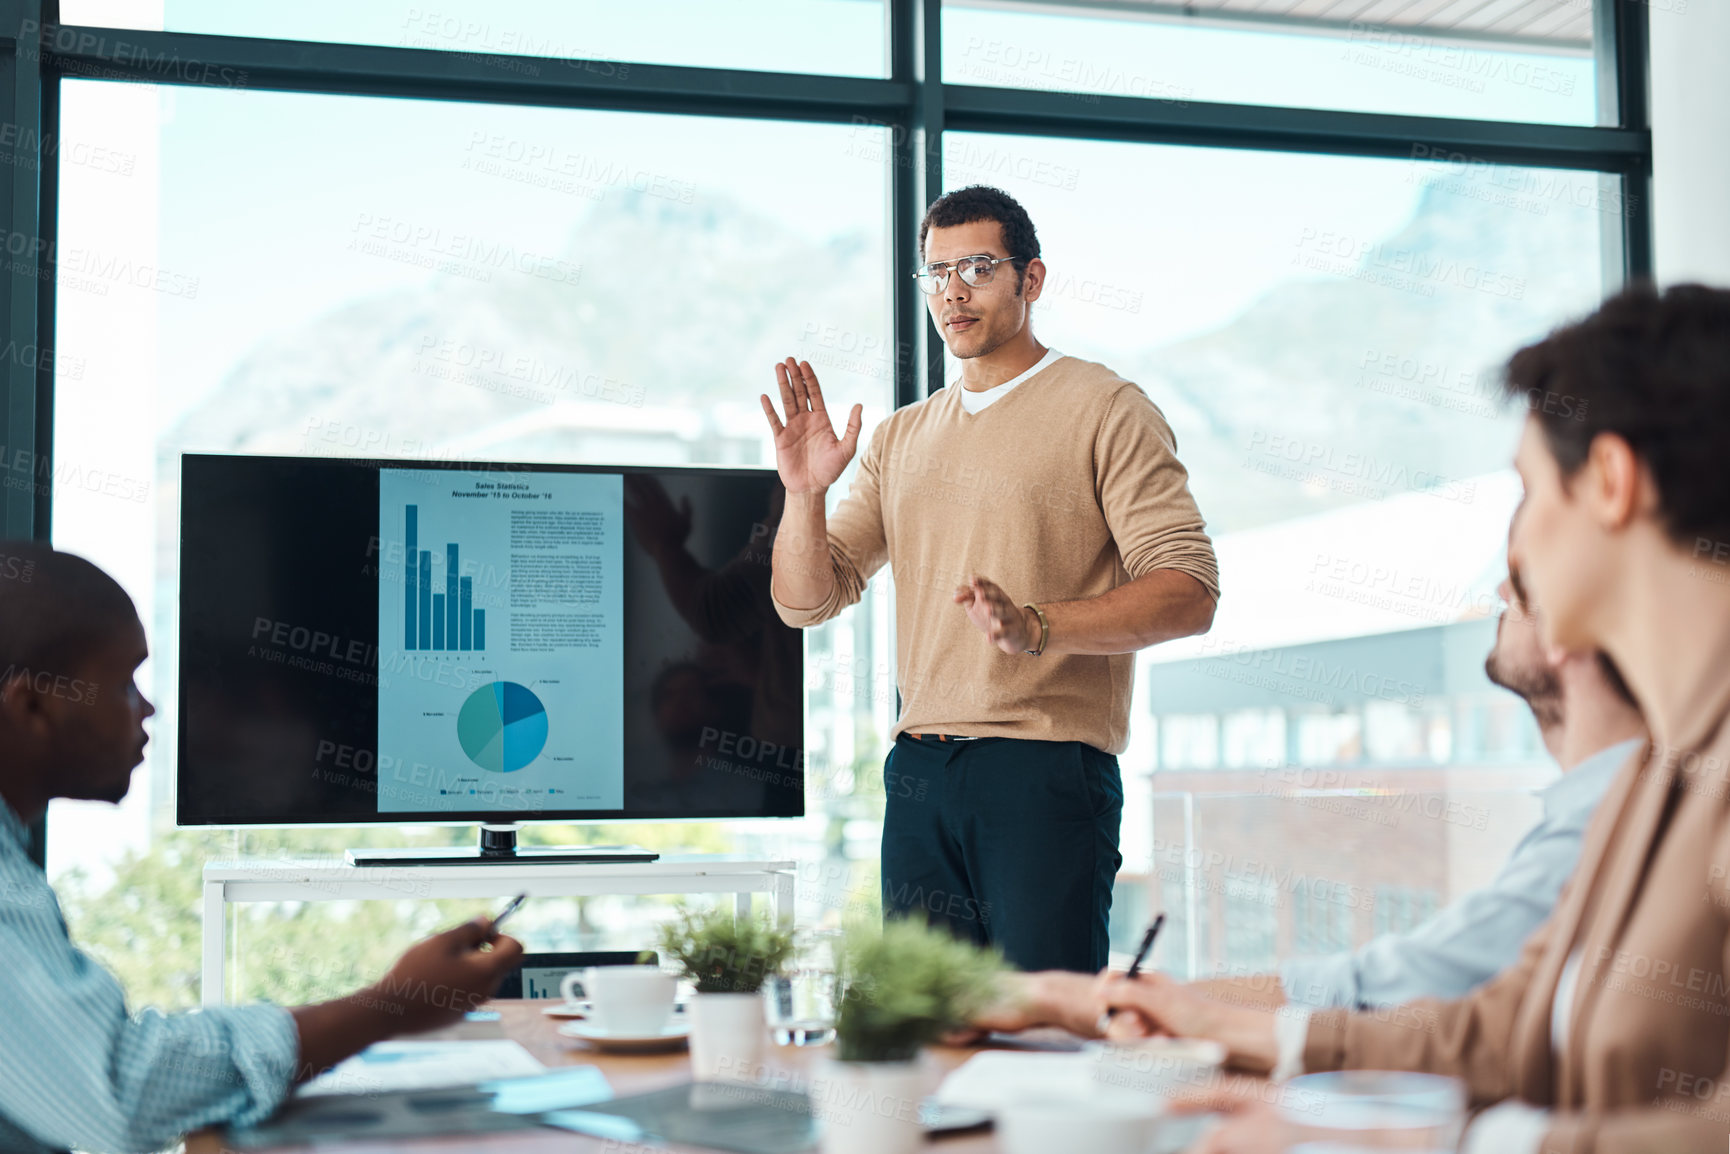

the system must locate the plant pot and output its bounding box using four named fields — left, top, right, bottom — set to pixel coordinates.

left=688, top=991, right=766, bottom=1082
left=811, top=1057, right=928, bottom=1154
